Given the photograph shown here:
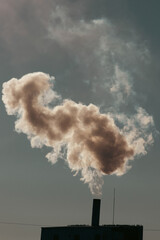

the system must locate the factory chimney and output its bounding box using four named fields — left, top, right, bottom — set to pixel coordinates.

left=91, top=199, right=101, bottom=226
